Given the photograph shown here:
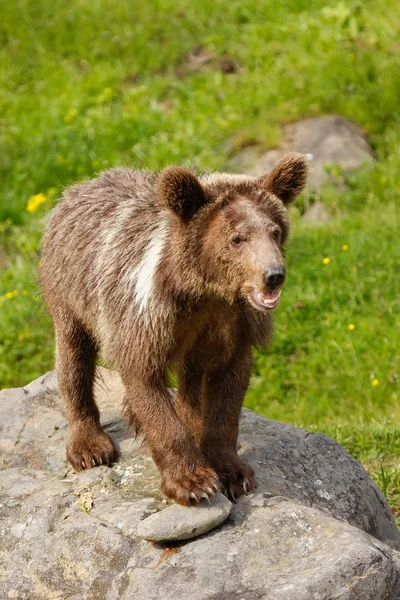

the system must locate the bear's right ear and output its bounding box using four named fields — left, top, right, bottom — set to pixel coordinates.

left=157, top=167, right=209, bottom=222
